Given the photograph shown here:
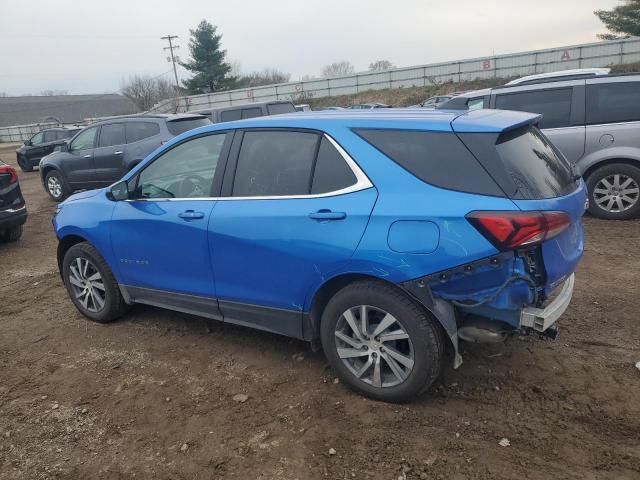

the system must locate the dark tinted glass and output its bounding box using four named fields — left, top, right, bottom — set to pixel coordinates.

left=166, top=117, right=211, bottom=136
left=586, top=82, right=640, bottom=124
left=459, top=127, right=576, bottom=200
left=70, top=127, right=97, bottom=151
left=233, top=131, right=319, bottom=197
left=242, top=108, right=263, bottom=119
left=495, top=88, right=573, bottom=129
left=98, top=123, right=126, bottom=147
left=354, top=129, right=503, bottom=196
left=266, top=103, right=296, bottom=115
left=220, top=109, right=242, bottom=122
left=126, top=122, right=160, bottom=143
left=311, top=138, right=357, bottom=194
left=43, top=131, right=57, bottom=142
left=137, top=133, right=227, bottom=199
left=30, top=132, right=44, bottom=145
